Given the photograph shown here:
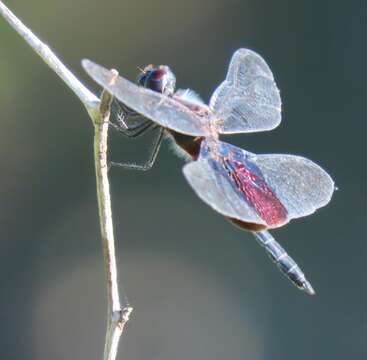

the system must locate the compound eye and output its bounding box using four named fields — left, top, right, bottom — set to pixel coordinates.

left=136, top=66, right=176, bottom=95
left=136, top=71, right=151, bottom=87
left=142, top=69, right=166, bottom=93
